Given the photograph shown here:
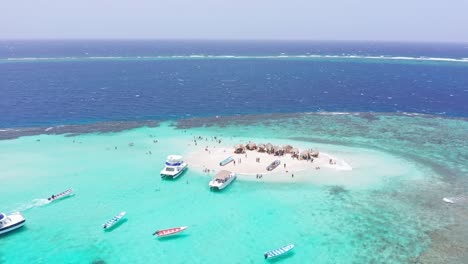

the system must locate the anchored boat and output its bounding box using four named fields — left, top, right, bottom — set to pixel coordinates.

left=0, top=212, right=26, bottom=235
left=102, top=211, right=126, bottom=230
left=153, top=226, right=188, bottom=237
left=443, top=195, right=466, bottom=204
left=209, top=170, right=236, bottom=190
left=219, top=156, right=234, bottom=166
left=160, top=155, right=188, bottom=179
left=266, top=160, right=281, bottom=171
left=47, top=188, right=73, bottom=202
left=264, top=244, right=295, bottom=259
